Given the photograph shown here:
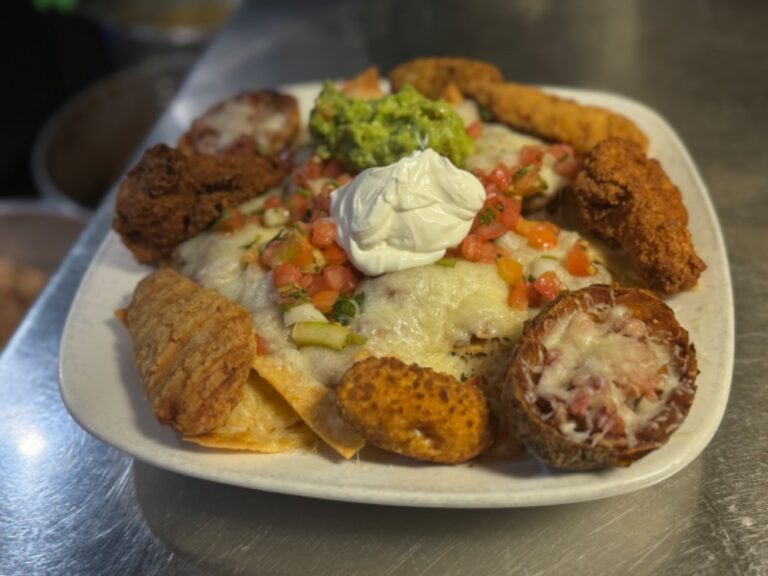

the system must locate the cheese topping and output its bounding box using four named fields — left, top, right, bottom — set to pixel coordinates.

left=536, top=305, right=680, bottom=446
left=201, top=99, right=291, bottom=154
left=330, top=149, right=485, bottom=275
